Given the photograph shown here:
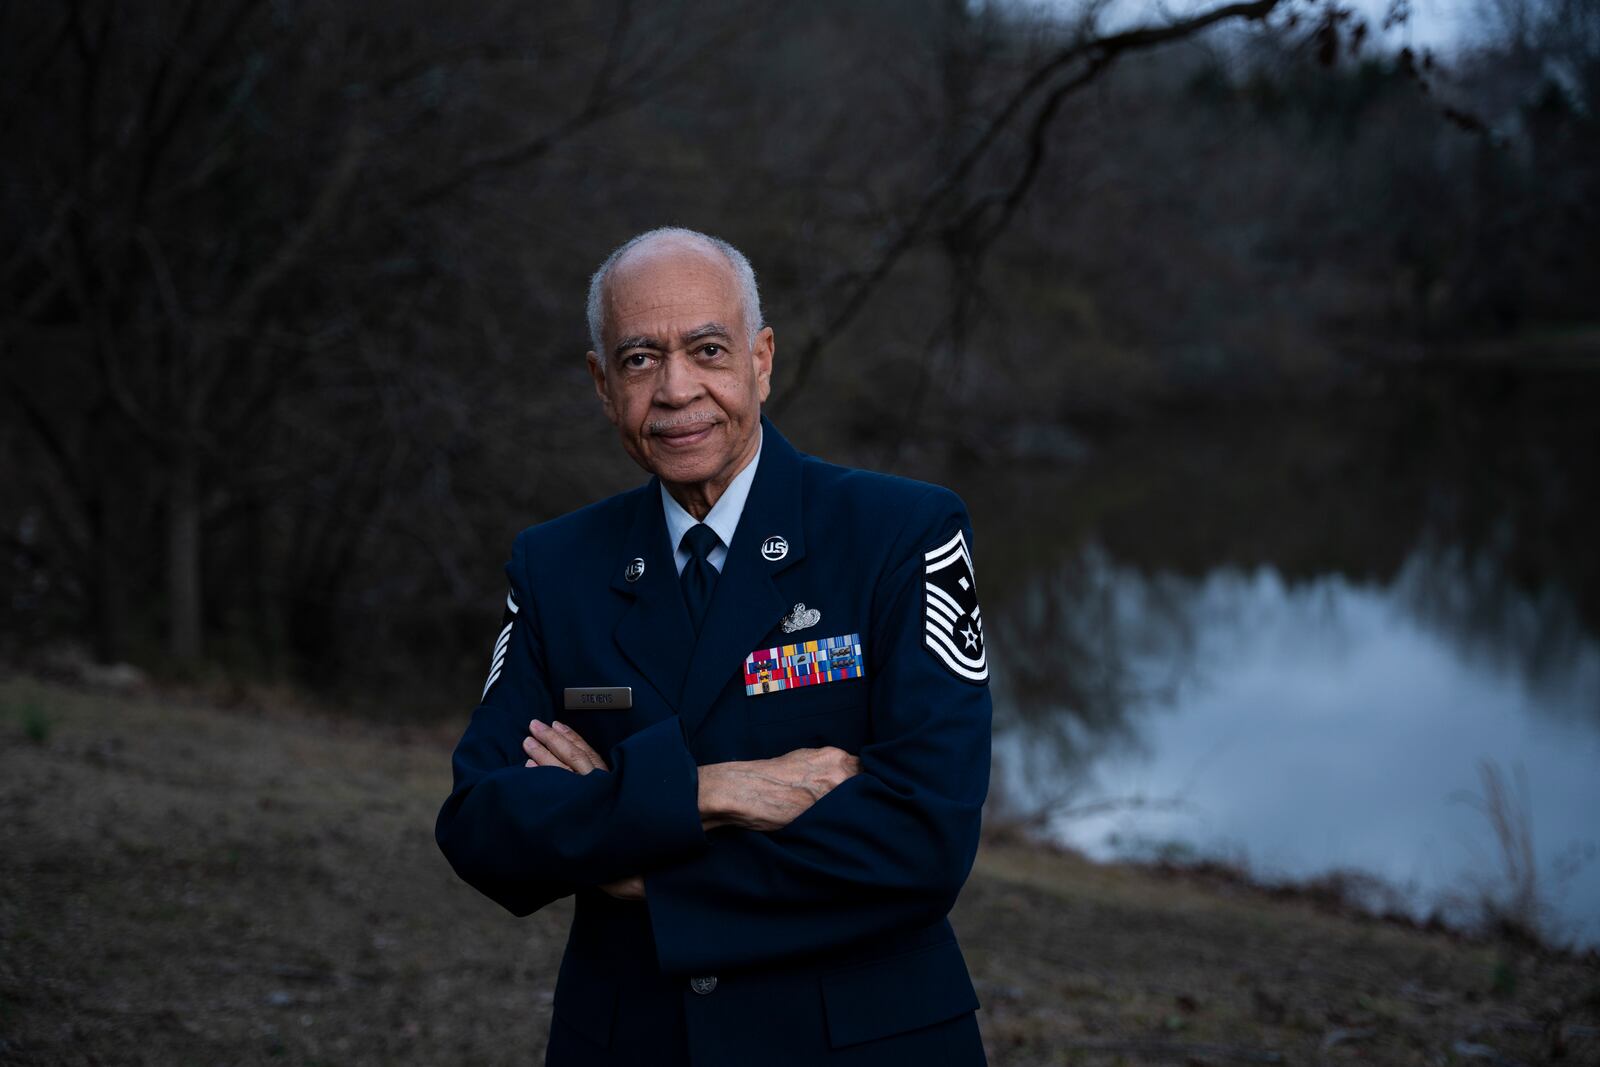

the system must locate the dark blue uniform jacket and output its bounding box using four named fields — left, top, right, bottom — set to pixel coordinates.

left=436, top=417, right=993, bottom=1066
